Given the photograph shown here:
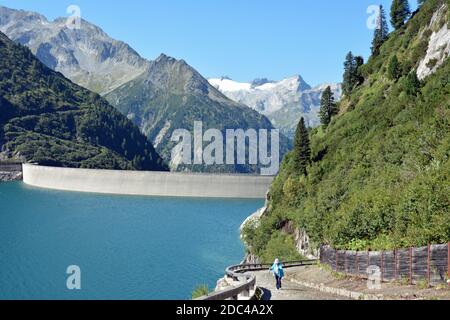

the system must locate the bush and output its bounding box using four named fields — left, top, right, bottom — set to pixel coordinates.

left=260, top=232, right=304, bottom=264
left=191, top=285, right=209, bottom=299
